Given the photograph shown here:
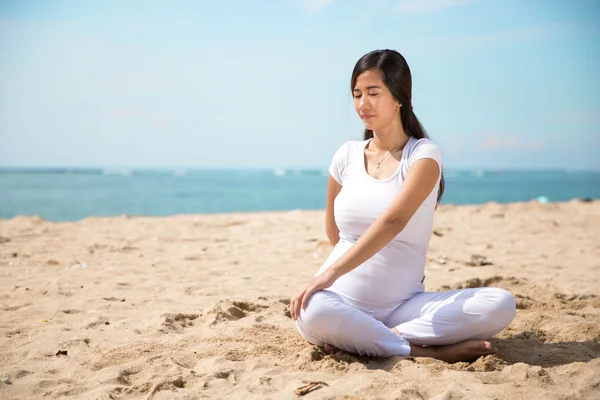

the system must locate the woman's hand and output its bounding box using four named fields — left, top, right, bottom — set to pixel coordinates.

left=290, top=269, right=339, bottom=320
